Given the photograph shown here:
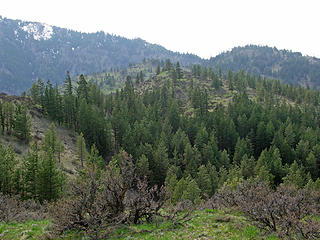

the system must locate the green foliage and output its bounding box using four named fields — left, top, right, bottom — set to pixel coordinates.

left=135, top=154, right=151, bottom=179
left=23, top=142, right=40, bottom=199
left=77, top=132, right=88, bottom=167
left=13, top=104, right=31, bottom=142
left=37, top=148, right=64, bottom=202
left=0, top=145, right=17, bottom=194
